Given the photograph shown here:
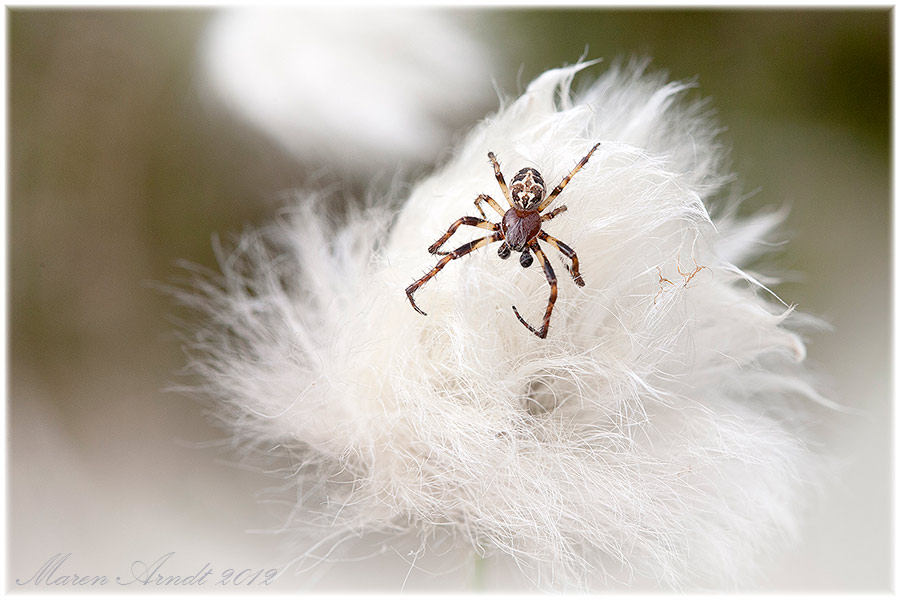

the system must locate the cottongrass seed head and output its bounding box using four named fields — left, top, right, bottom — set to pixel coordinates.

left=176, top=60, right=833, bottom=590
left=198, top=8, right=496, bottom=177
